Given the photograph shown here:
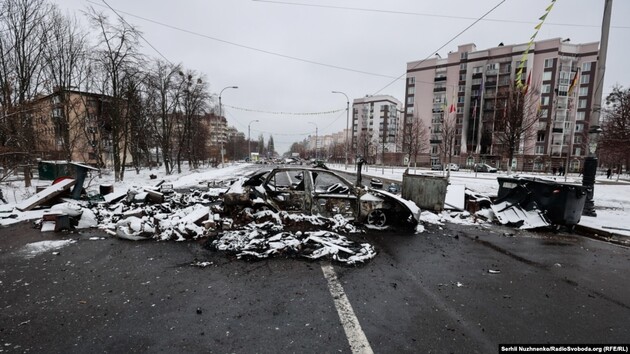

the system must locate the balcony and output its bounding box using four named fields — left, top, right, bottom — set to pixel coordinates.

left=434, top=76, right=447, bottom=82
left=433, top=87, right=447, bottom=92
